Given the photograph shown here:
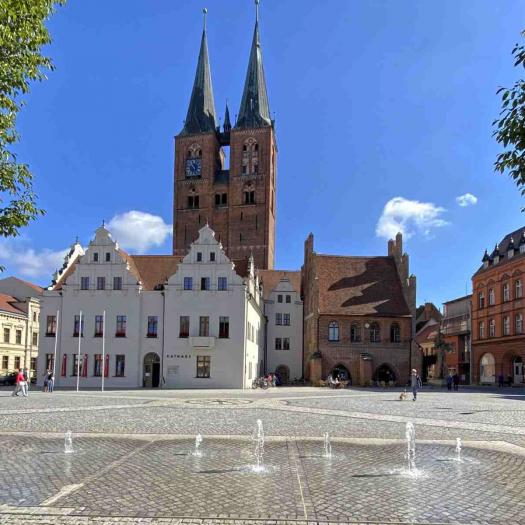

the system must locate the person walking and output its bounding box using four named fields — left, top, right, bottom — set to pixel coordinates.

left=410, top=369, right=422, bottom=401
left=453, top=373, right=460, bottom=392
left=11, top=369, right=27, bottom=397
left=47, top=370, right=54, bottom=393
left=498, top=373, right=505, bottom=388
left=446, top=373, right=453, bottom=391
